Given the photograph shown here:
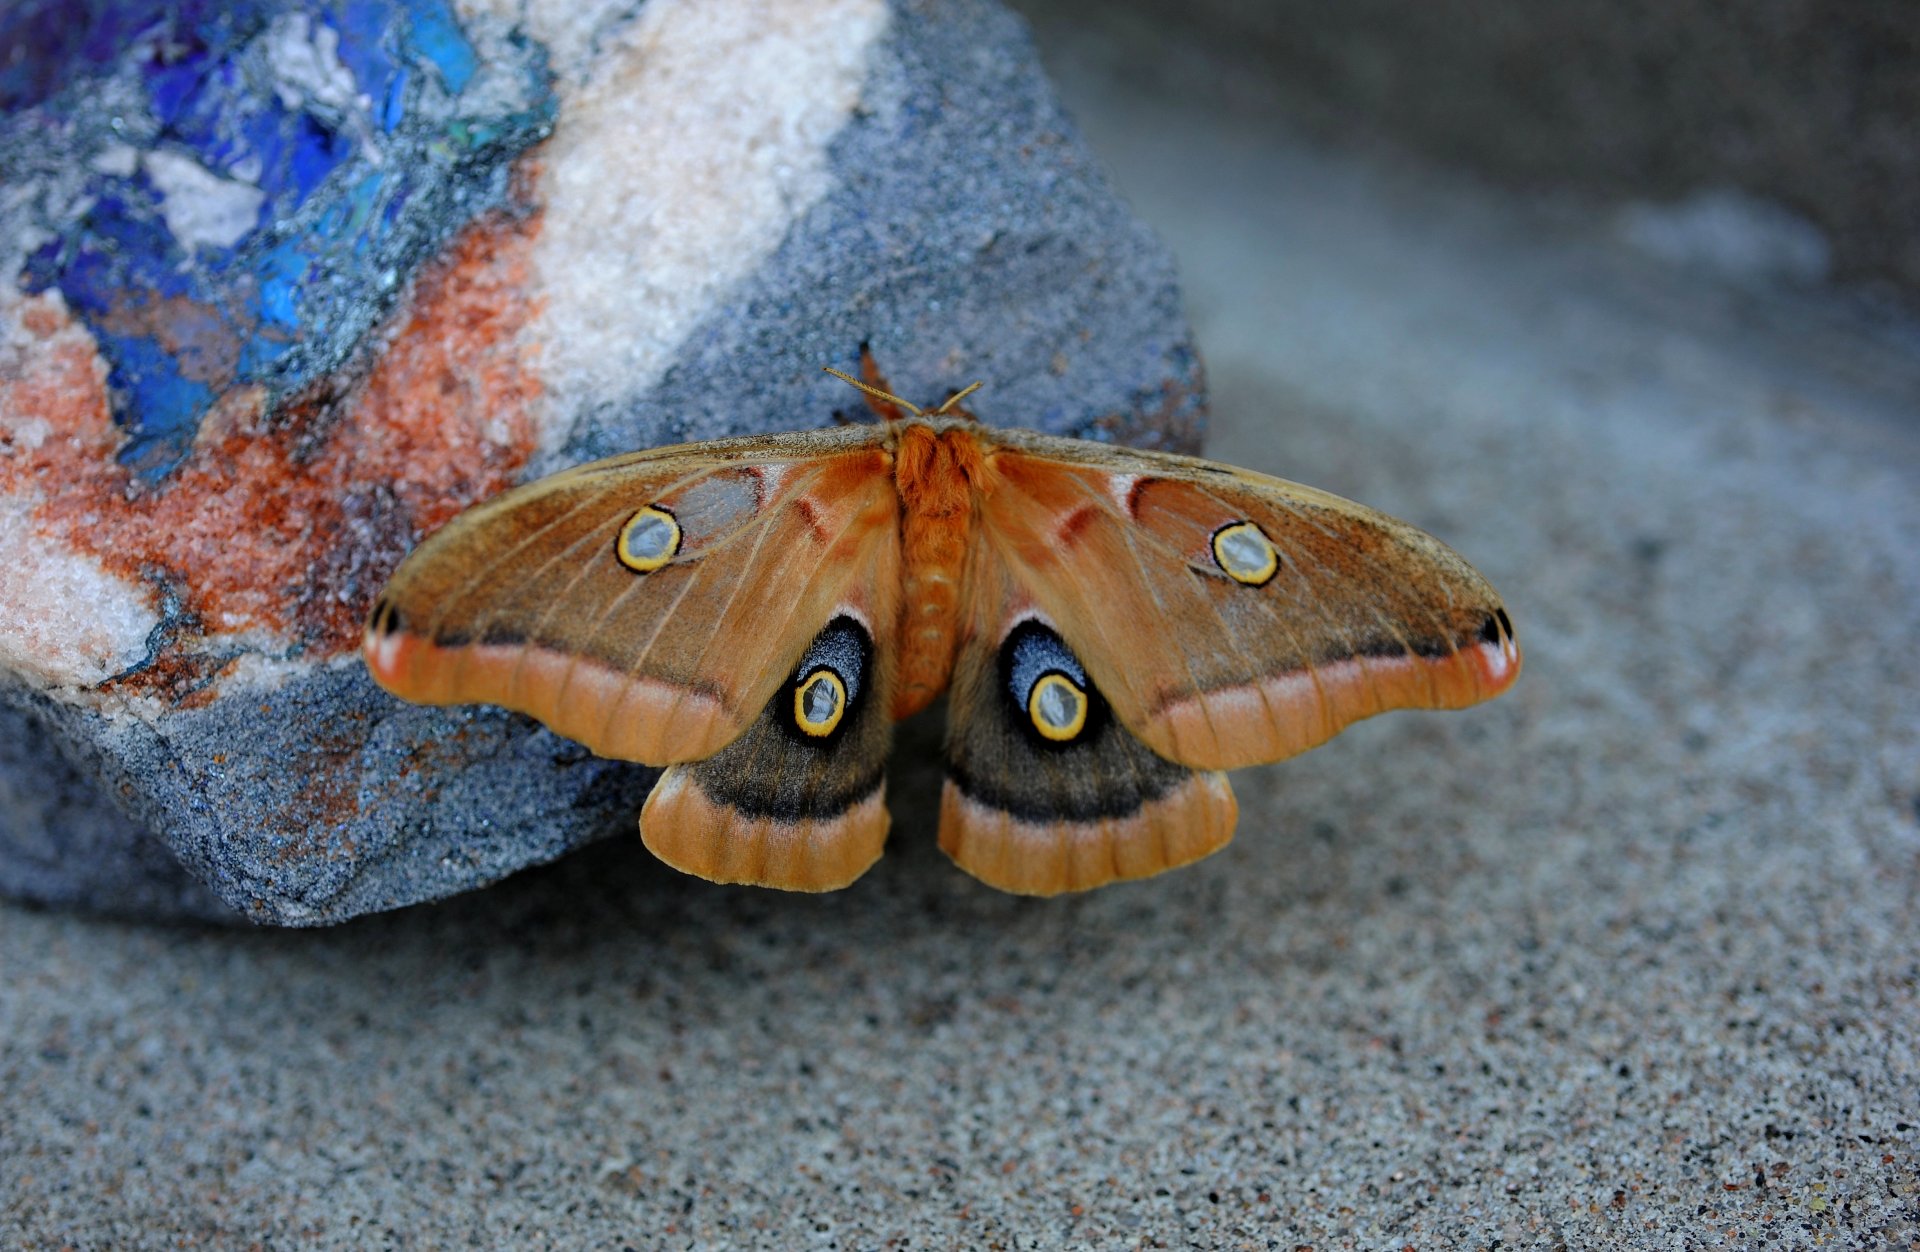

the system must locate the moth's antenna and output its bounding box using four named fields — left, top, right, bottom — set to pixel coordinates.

left=933, top=381, right=984, bottom=415
left=822, top=367, right=924, bottom=417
